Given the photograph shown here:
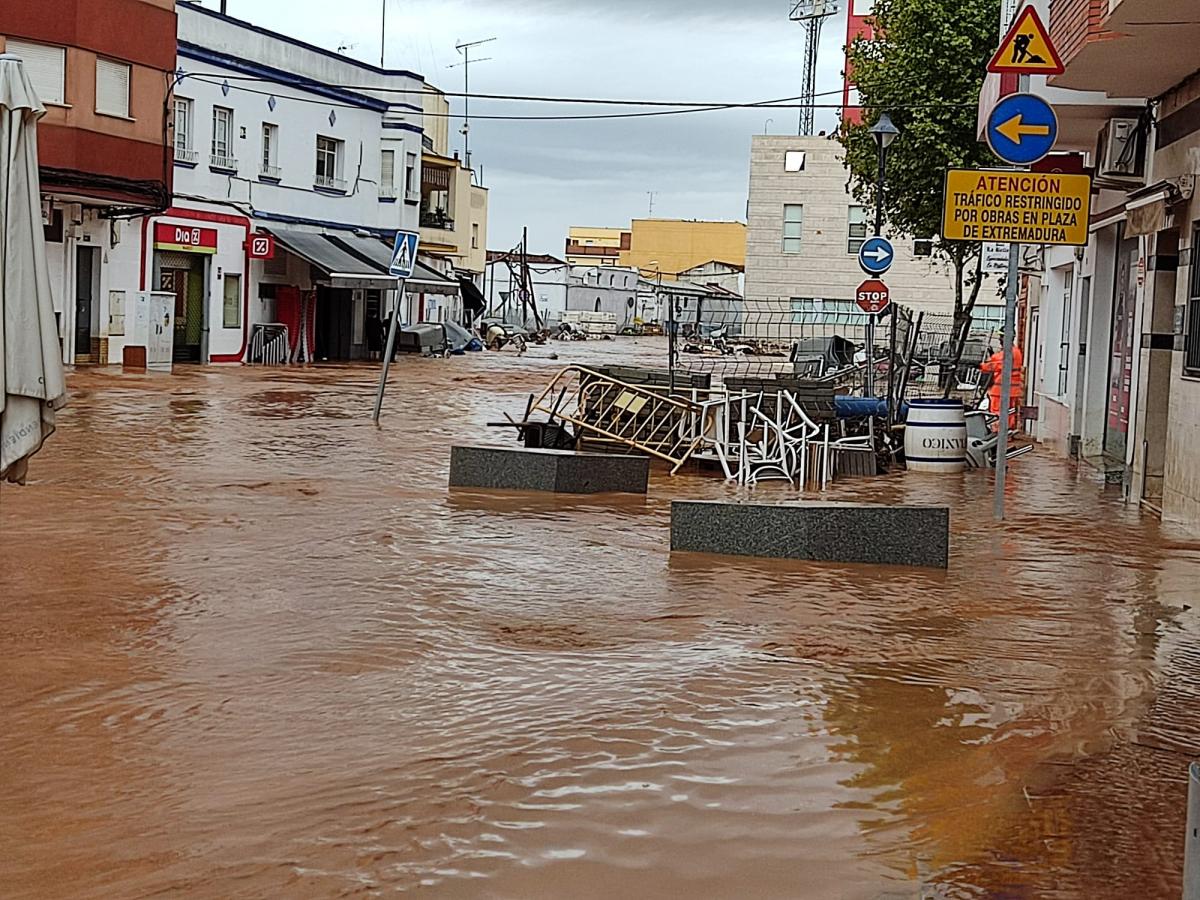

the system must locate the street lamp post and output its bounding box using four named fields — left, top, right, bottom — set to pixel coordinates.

left=866, top=112, right=900, bottom=398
